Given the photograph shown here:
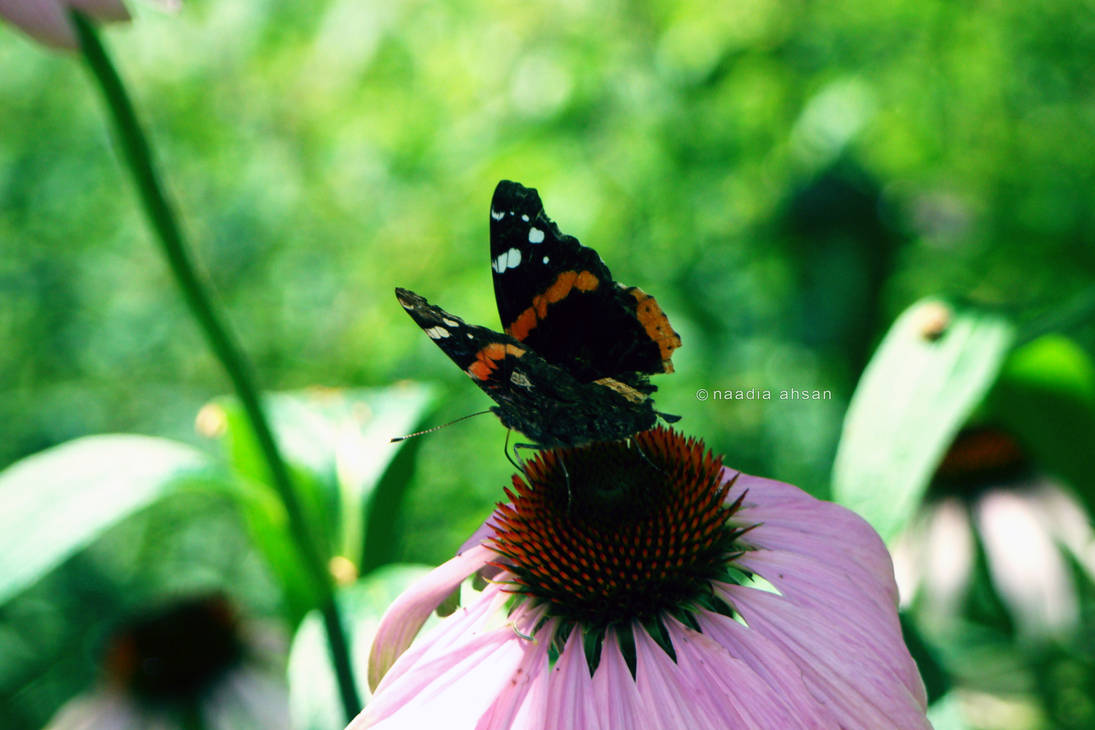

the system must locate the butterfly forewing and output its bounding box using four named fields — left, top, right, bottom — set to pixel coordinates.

left=489, top=180, right=680, bottom=386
